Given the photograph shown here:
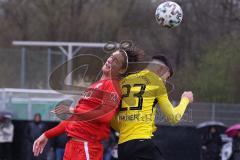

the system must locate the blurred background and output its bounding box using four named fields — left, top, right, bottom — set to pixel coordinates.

left=0, top=0, right=240, bottom=160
